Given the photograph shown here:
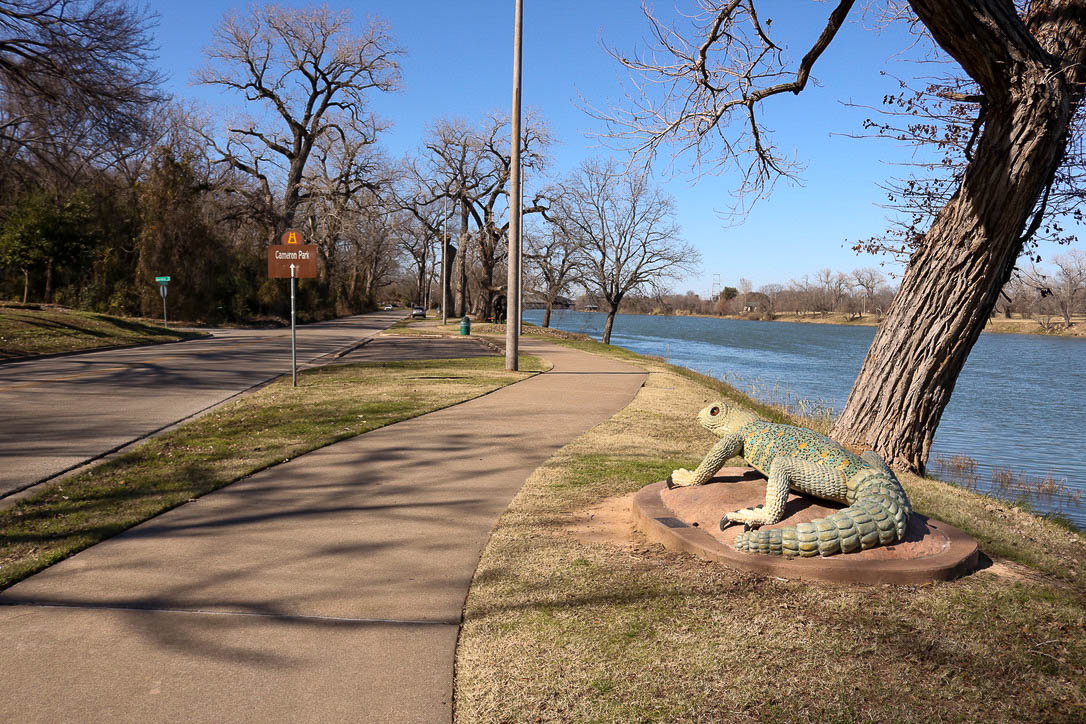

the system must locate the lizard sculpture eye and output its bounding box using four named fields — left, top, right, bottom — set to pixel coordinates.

left=709, top=406, right=720, bottom=416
